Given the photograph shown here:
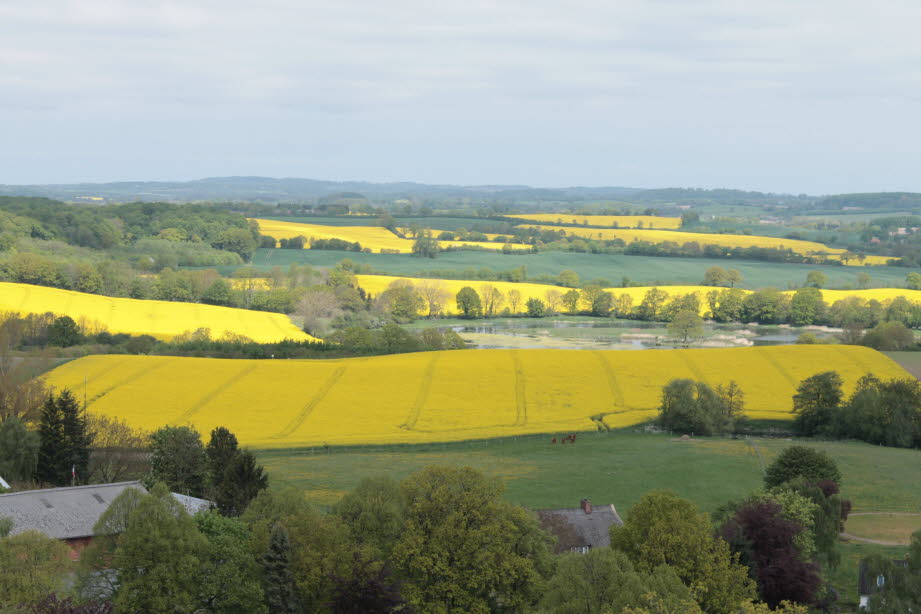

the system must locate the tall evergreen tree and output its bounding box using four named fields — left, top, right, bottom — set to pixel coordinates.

left=35, top=393, right=66, bottom=485
left=261, top=523, right=302, bottom=614
left=206, top=426, right=239, bottom=483
left=59, top=389, right=91, bottom=485
left=215, top=450, right=268, bottom=517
